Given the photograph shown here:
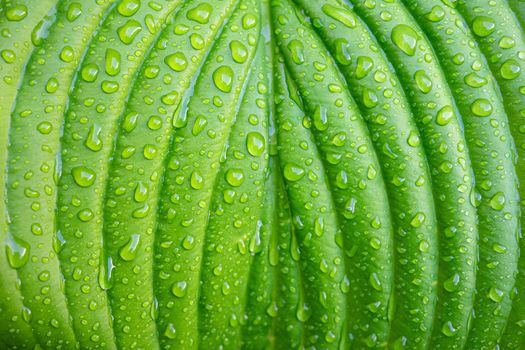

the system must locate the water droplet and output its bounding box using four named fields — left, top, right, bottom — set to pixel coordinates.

left=314, top=217, right=324, bottom=237
left=60, top=46, right=75, bottom=62
left=22, top=306, right=32, bottom=323
left=352, top=61, right=374, bottom=85
left=122, top=112, right=139, bottom=132
left=66, top=3, right=82, bottom=22
left=78, top=209, right=94, bottom=222
left=165, top=52, right=187, bottom=72
left=313, top=105, right=328, bottom=130
left=493, top=243, right=507, bottom=254
left=230, top=40, right=248, bottom=63
left=81, top=63, right=99, bottom=82
left=362, top=88, right=378, bottom=108
left=334, top=39, right=351, bottom=65
left=118, top=0, right=141, bottom=17
left=6, top=236, right=30, bottom=268
left=192, top=115, right=208, bottom=136
left=105, top=48, right=121, bottom=76
left=38, top=270, right=50, bottom=282
left=370, top=237, right=381, bottom=250
left=45, top=78, right=59, bottom=93
left=391, top=24, right=419, bottom=56
left=287, top=40, right=305, bottom=65
left=489, top=192, right=506, bottom=211
left=500, top=59, right=520, bottom=80
left=119, top=234, right=141, bottom=261
left=164, top=323, right=177, bottom=339
left=242, top=13, right=257, bottom=29
left=190, top=170, right=204, bottom=189
left=171, top=281, right=187, bottom=297
left=498, top=36, right=515, bottom=49
left=419, top=239, right=430, bottom=252
left=186, top=3, right=212, bottom=24
left=488, top=287, right=504, bottom=302
left=246, top=132, right=265, bottom=156
left=436, top=105, right=454, bottom=126
left=425, top=5, right=445, bottom=22
left=213, top=66, right=234, bottom=92
left=410, top=212, right=426, bottom=228
left=472, top=16, right=495, bottom=37
left=283, top=163, right=305, bottom=182
left=182, top=235, right=195, bottom=250
left=134, top=182, right=148, bottom=202
left=6, top=5, right=28, bottom=21
left=37, top=121, right=53, bottom=134
left=343, top=197, right=357, bottom=219
left=414, top=70, right=432, bottom=93
left=407, top=131, right=420, bottom=147
left=441, top=321, right=457, bottom=337
left=1, top=49, right=15, bottom=64
left=143, top=144, right=158, bottom=159
left=71, top=166, right=96, bottom=187
left=85, top=124, right=102, bottom=151
left=226, top=168, right=245, bottom=187
left=190, top=33, right=205, bottom=50
left=296, top=302, right=311, bottom=322
left=444, top=273, right=460, bottom=292
left=117, top=20, right=142, bottom=44
left=464, top=72, right=487, bottom=88
left=370, top=272, right=382, bottom=291
left=31, top=223, right=43, bottom=235
left=471, top=98, right=493, bottom=117
left=101, top=80, right=119, bottom=94
left=321, top=4, right=356, bottom=28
